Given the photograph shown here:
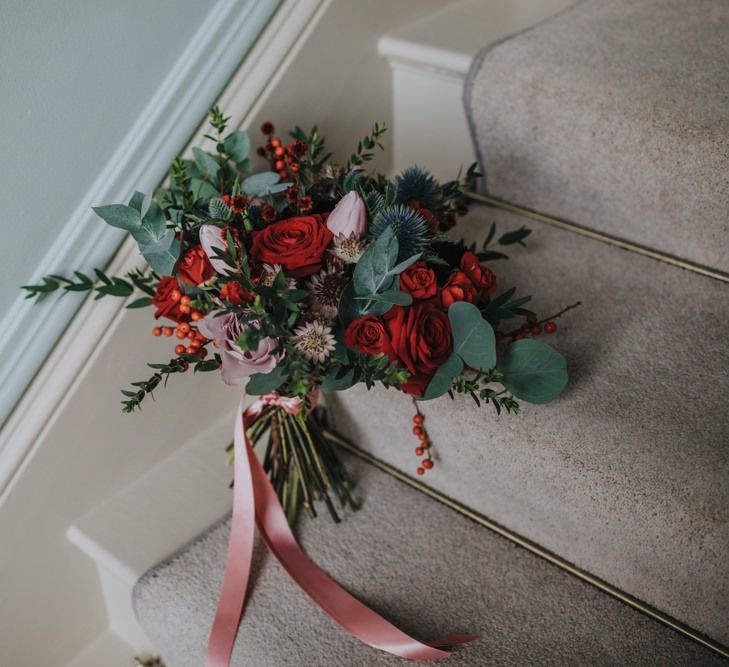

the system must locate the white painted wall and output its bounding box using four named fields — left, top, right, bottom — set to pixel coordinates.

left=0, top=0, right=210, bottom=313
left=0, top=0, right=280, bottom=428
